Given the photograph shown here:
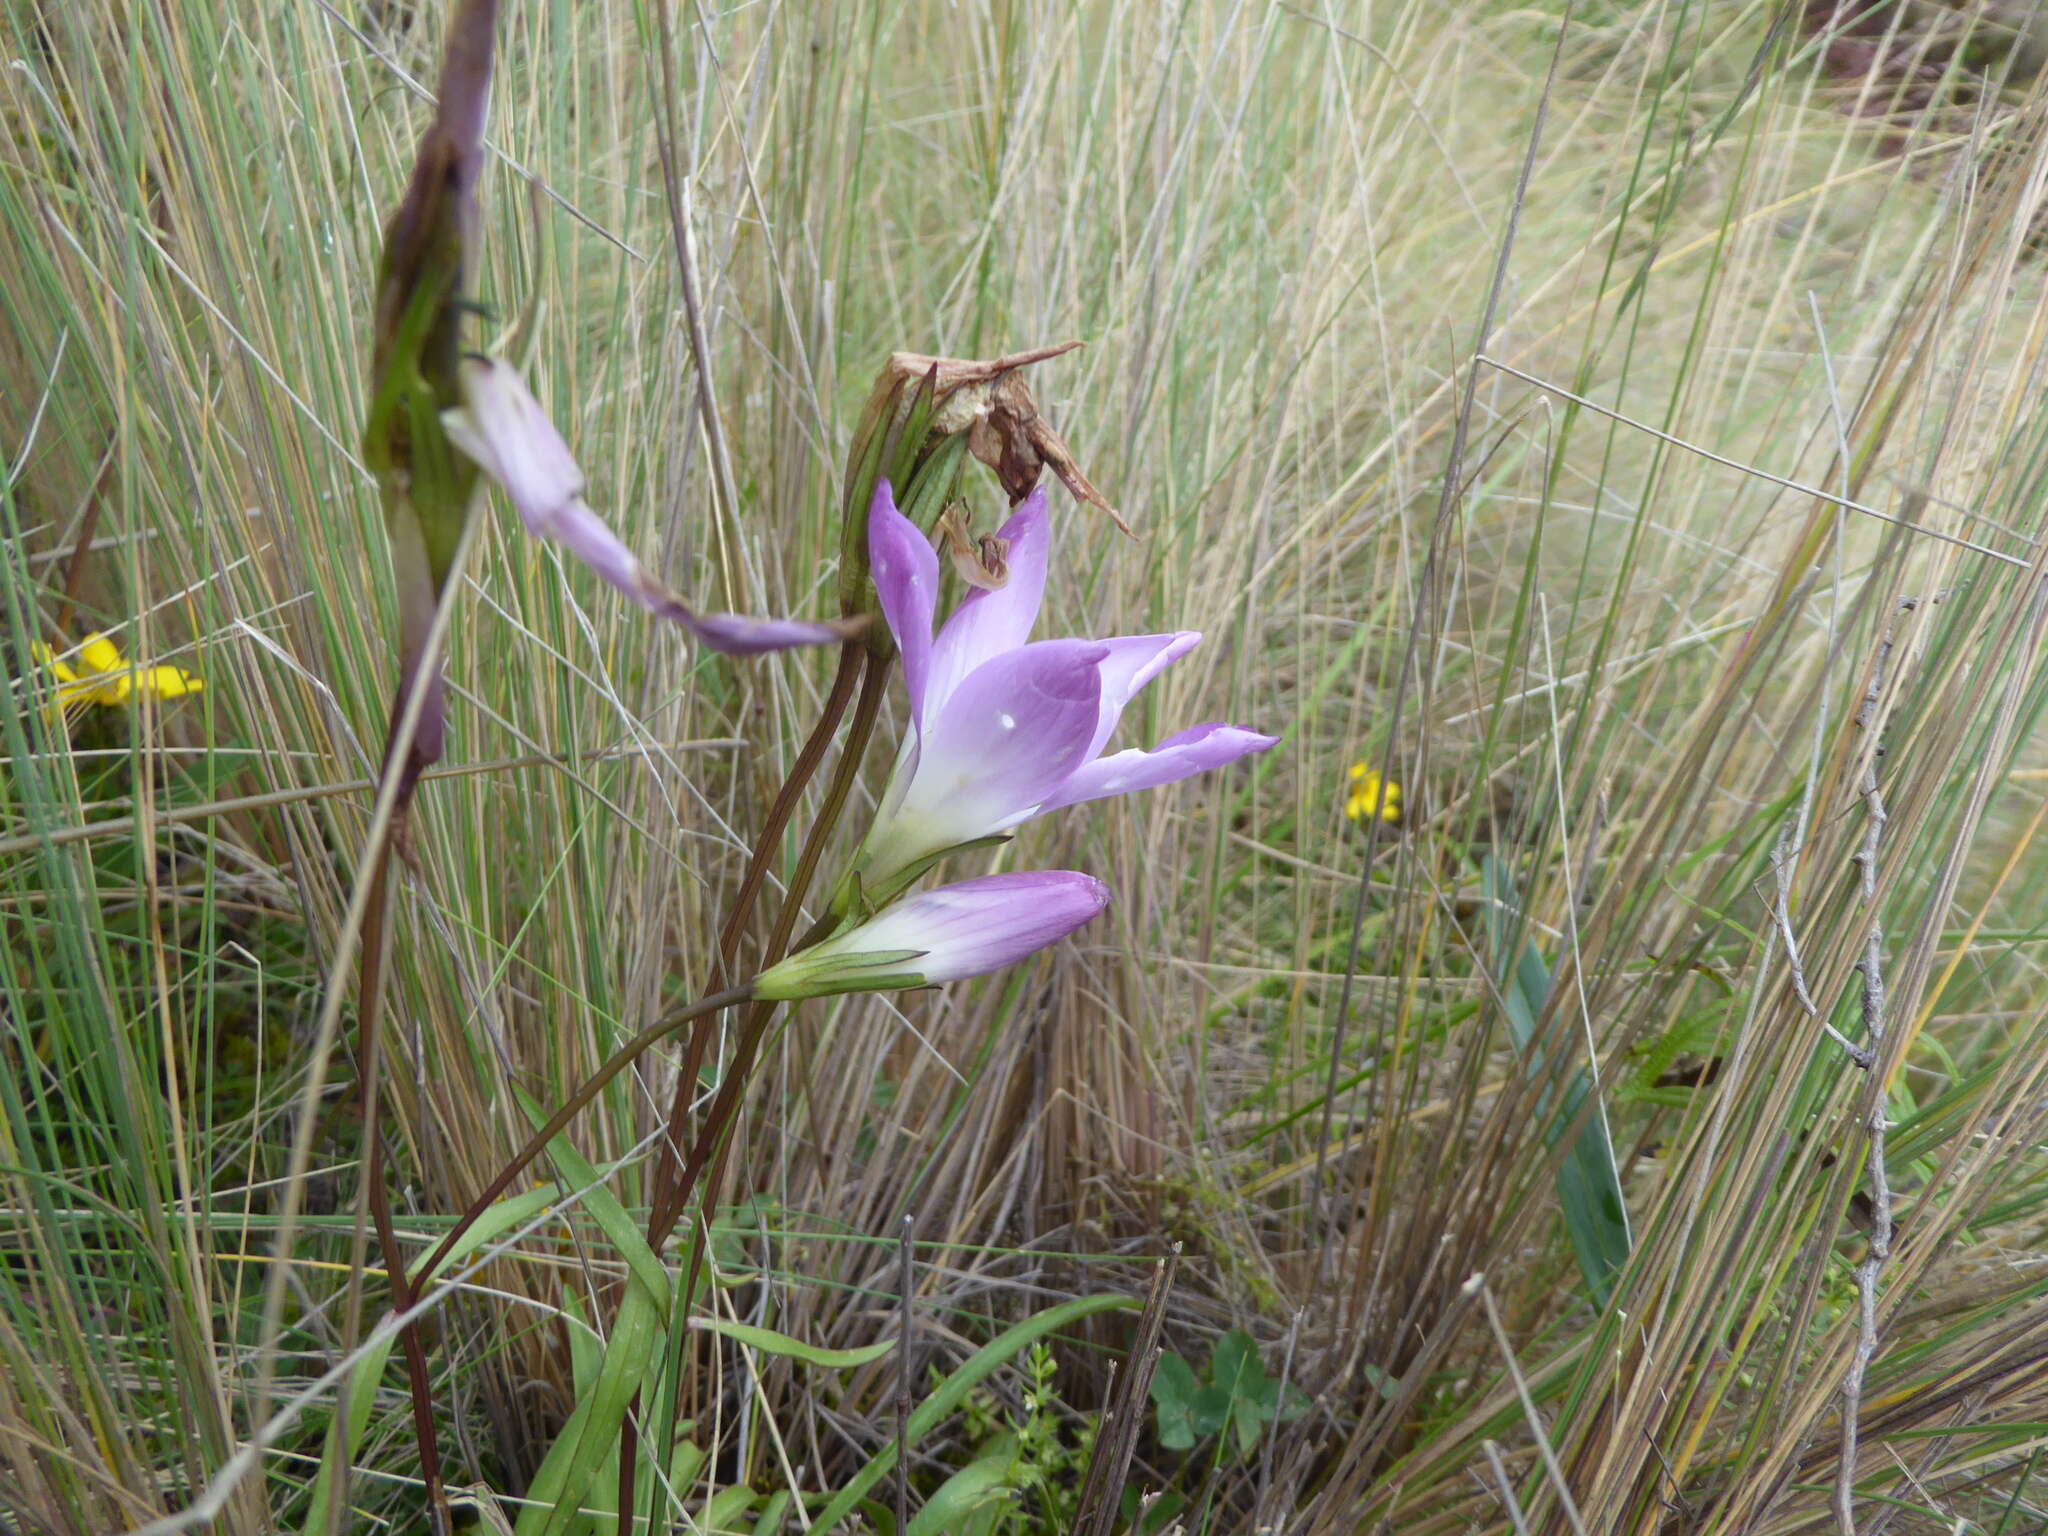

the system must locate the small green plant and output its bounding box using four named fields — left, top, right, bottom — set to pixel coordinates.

left=912, top=1341, right=1095, bottom=1535
left=1149, top=1330, right=1308, bottom=1460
